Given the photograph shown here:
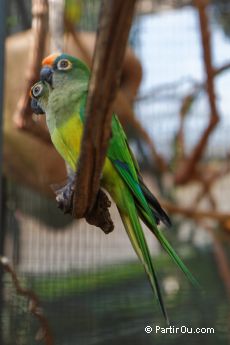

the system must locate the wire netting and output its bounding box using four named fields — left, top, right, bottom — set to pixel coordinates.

left=1, top=1, right=230, bottom=344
